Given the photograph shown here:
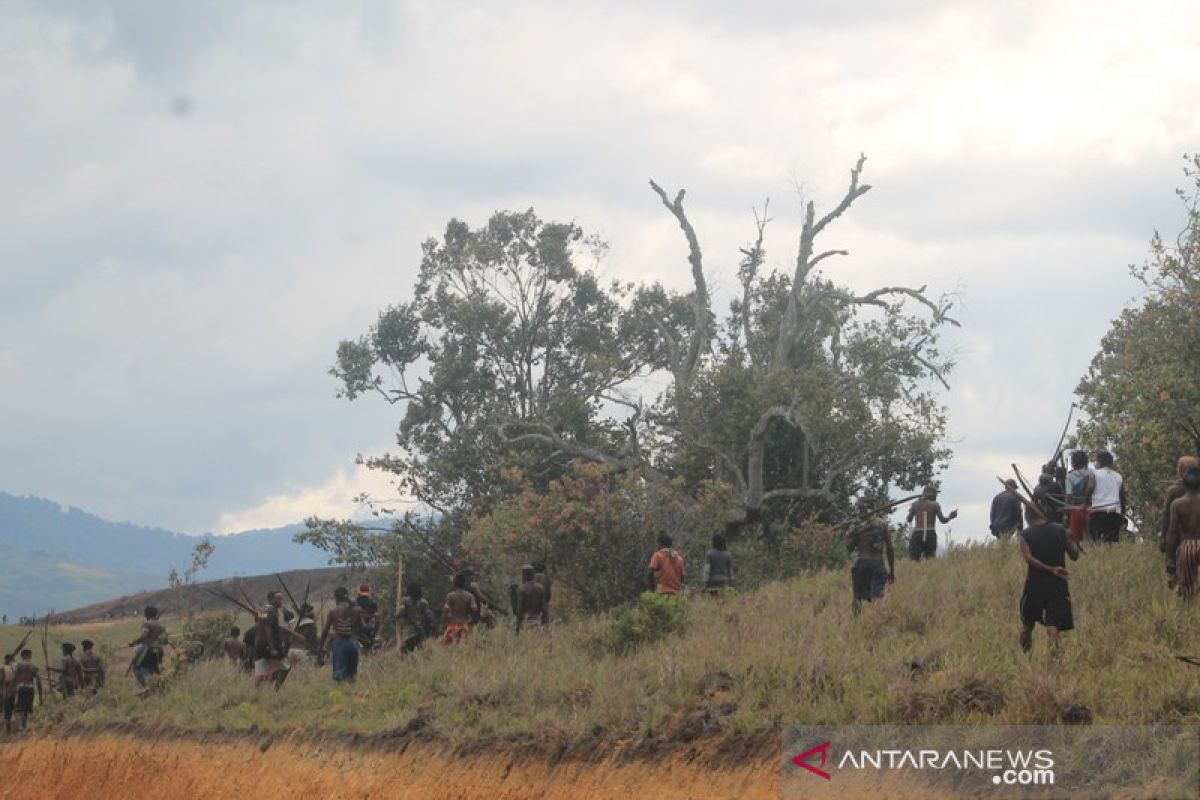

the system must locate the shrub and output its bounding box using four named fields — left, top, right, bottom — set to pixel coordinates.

left=595, top=592, right=688, bottom=655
